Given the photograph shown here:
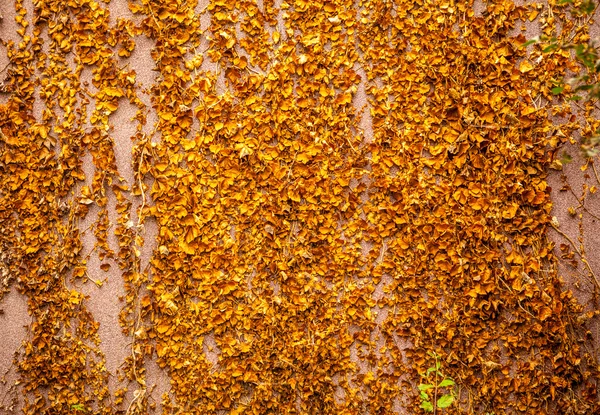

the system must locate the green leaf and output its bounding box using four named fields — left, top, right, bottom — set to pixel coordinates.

left=575, top=84, right=595, bottom=91
left=551, top=86, right=564, bottom=95
left=420, top=391, right=430, bottom=400
left=420, top=400, right=434, bottom=412
left=71, top=404, right=86, bottom=411
left=437, top=394, right=455, bottom=409
left=438, top=378, right=455, bottom=388
left=584, top=147, right=599, bottom=158
left=542, top=43, right=559, bottom=53
left=580, top=0, right=595, bottom=14
left=560, top=152, right=573, bottom=165
left=419, top=383, right=434, bottom=391
left=521, top=38, right=538, bottom=47
left=568, top=95, right=583, bottom=101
